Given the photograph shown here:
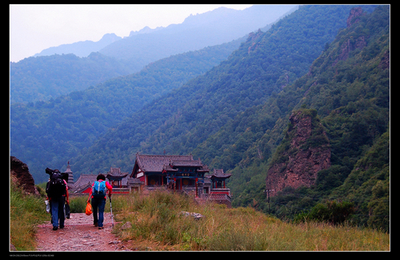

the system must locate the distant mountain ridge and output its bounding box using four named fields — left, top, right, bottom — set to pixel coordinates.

left=32, top=5, right=297, bottom=62
left=98, top=5, right=298, bottom=66
left=34, top=33, right=121, bottom=58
